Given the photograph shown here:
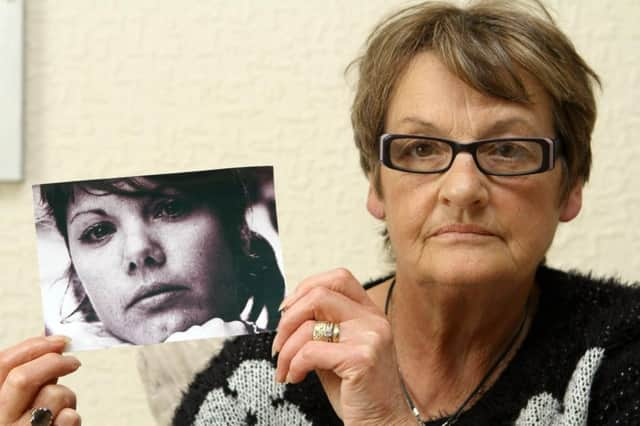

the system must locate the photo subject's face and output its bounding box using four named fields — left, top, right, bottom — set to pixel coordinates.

left=65, top=185, right=237, bottom=344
